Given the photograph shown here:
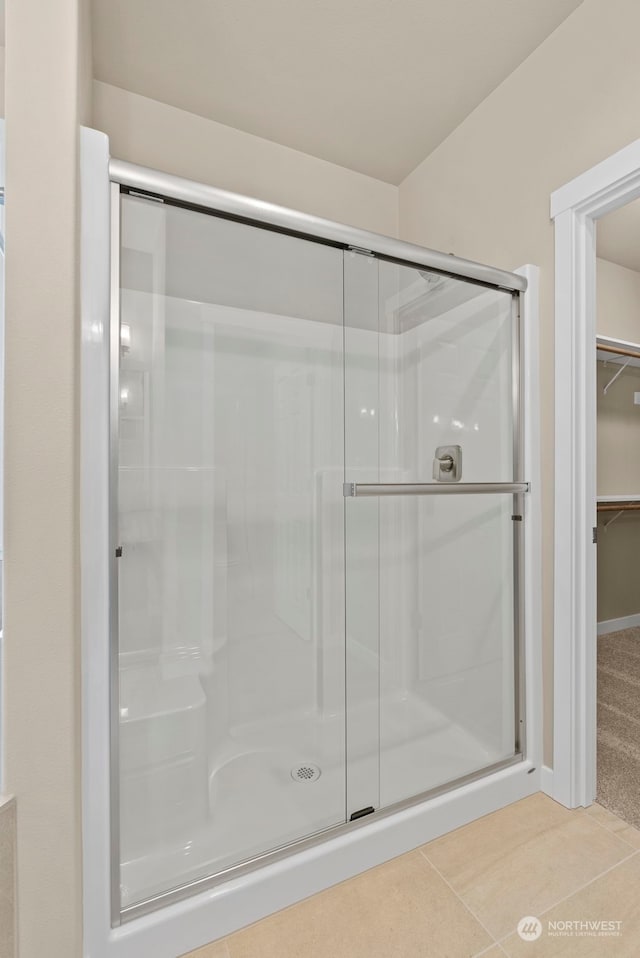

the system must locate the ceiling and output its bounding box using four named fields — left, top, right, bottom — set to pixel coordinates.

left=597, top=199, right=640, bottom=274
left=92, top=0, right=582, bottom=185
